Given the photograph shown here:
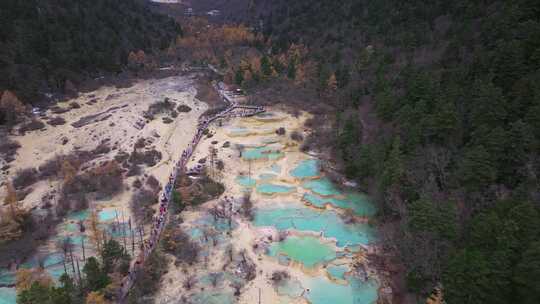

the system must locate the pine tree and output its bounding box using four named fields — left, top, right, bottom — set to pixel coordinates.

left=381, top=137, right=405, bottom=189
left=457, top=145, right=497, bottom=192
left=83, top=257, right=110, bottom=292
left=234, top=69, right=244, bottom=85
left=260, top=56, right=272, bottom=77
